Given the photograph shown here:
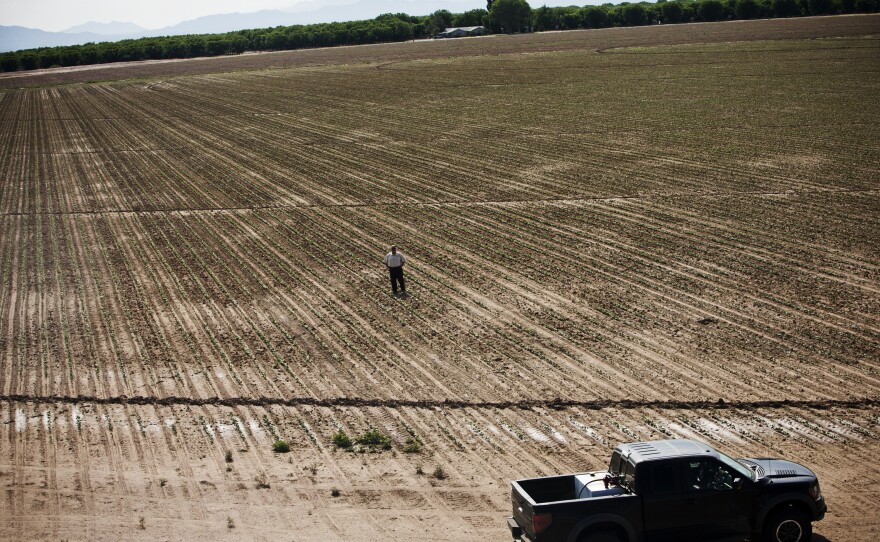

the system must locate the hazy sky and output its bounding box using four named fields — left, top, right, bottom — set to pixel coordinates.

left=1, top=0, right=323, bottom=31
left=1, top=0, right=590, bottom=32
